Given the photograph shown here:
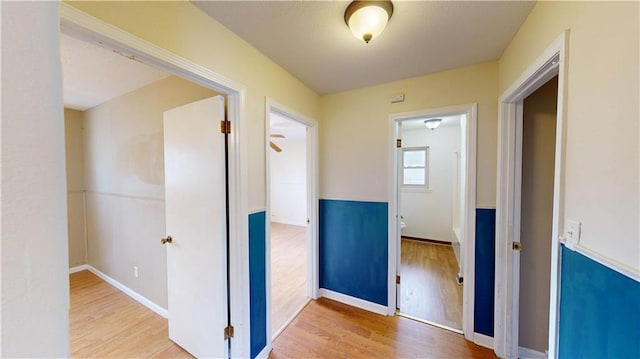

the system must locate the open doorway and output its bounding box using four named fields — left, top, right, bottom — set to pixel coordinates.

left=518, top=75, right=558, bottom=358
left=266, top=103, right=318, bottom=340
left=388, top=104, right=477, bottom=339
left=268, top=111, right=309, bottom=337
left=397, top=114, right=464, bottom=331
left=495, top=33, right=568, bottom=359
left=60, top=4, right=248, bottom=355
